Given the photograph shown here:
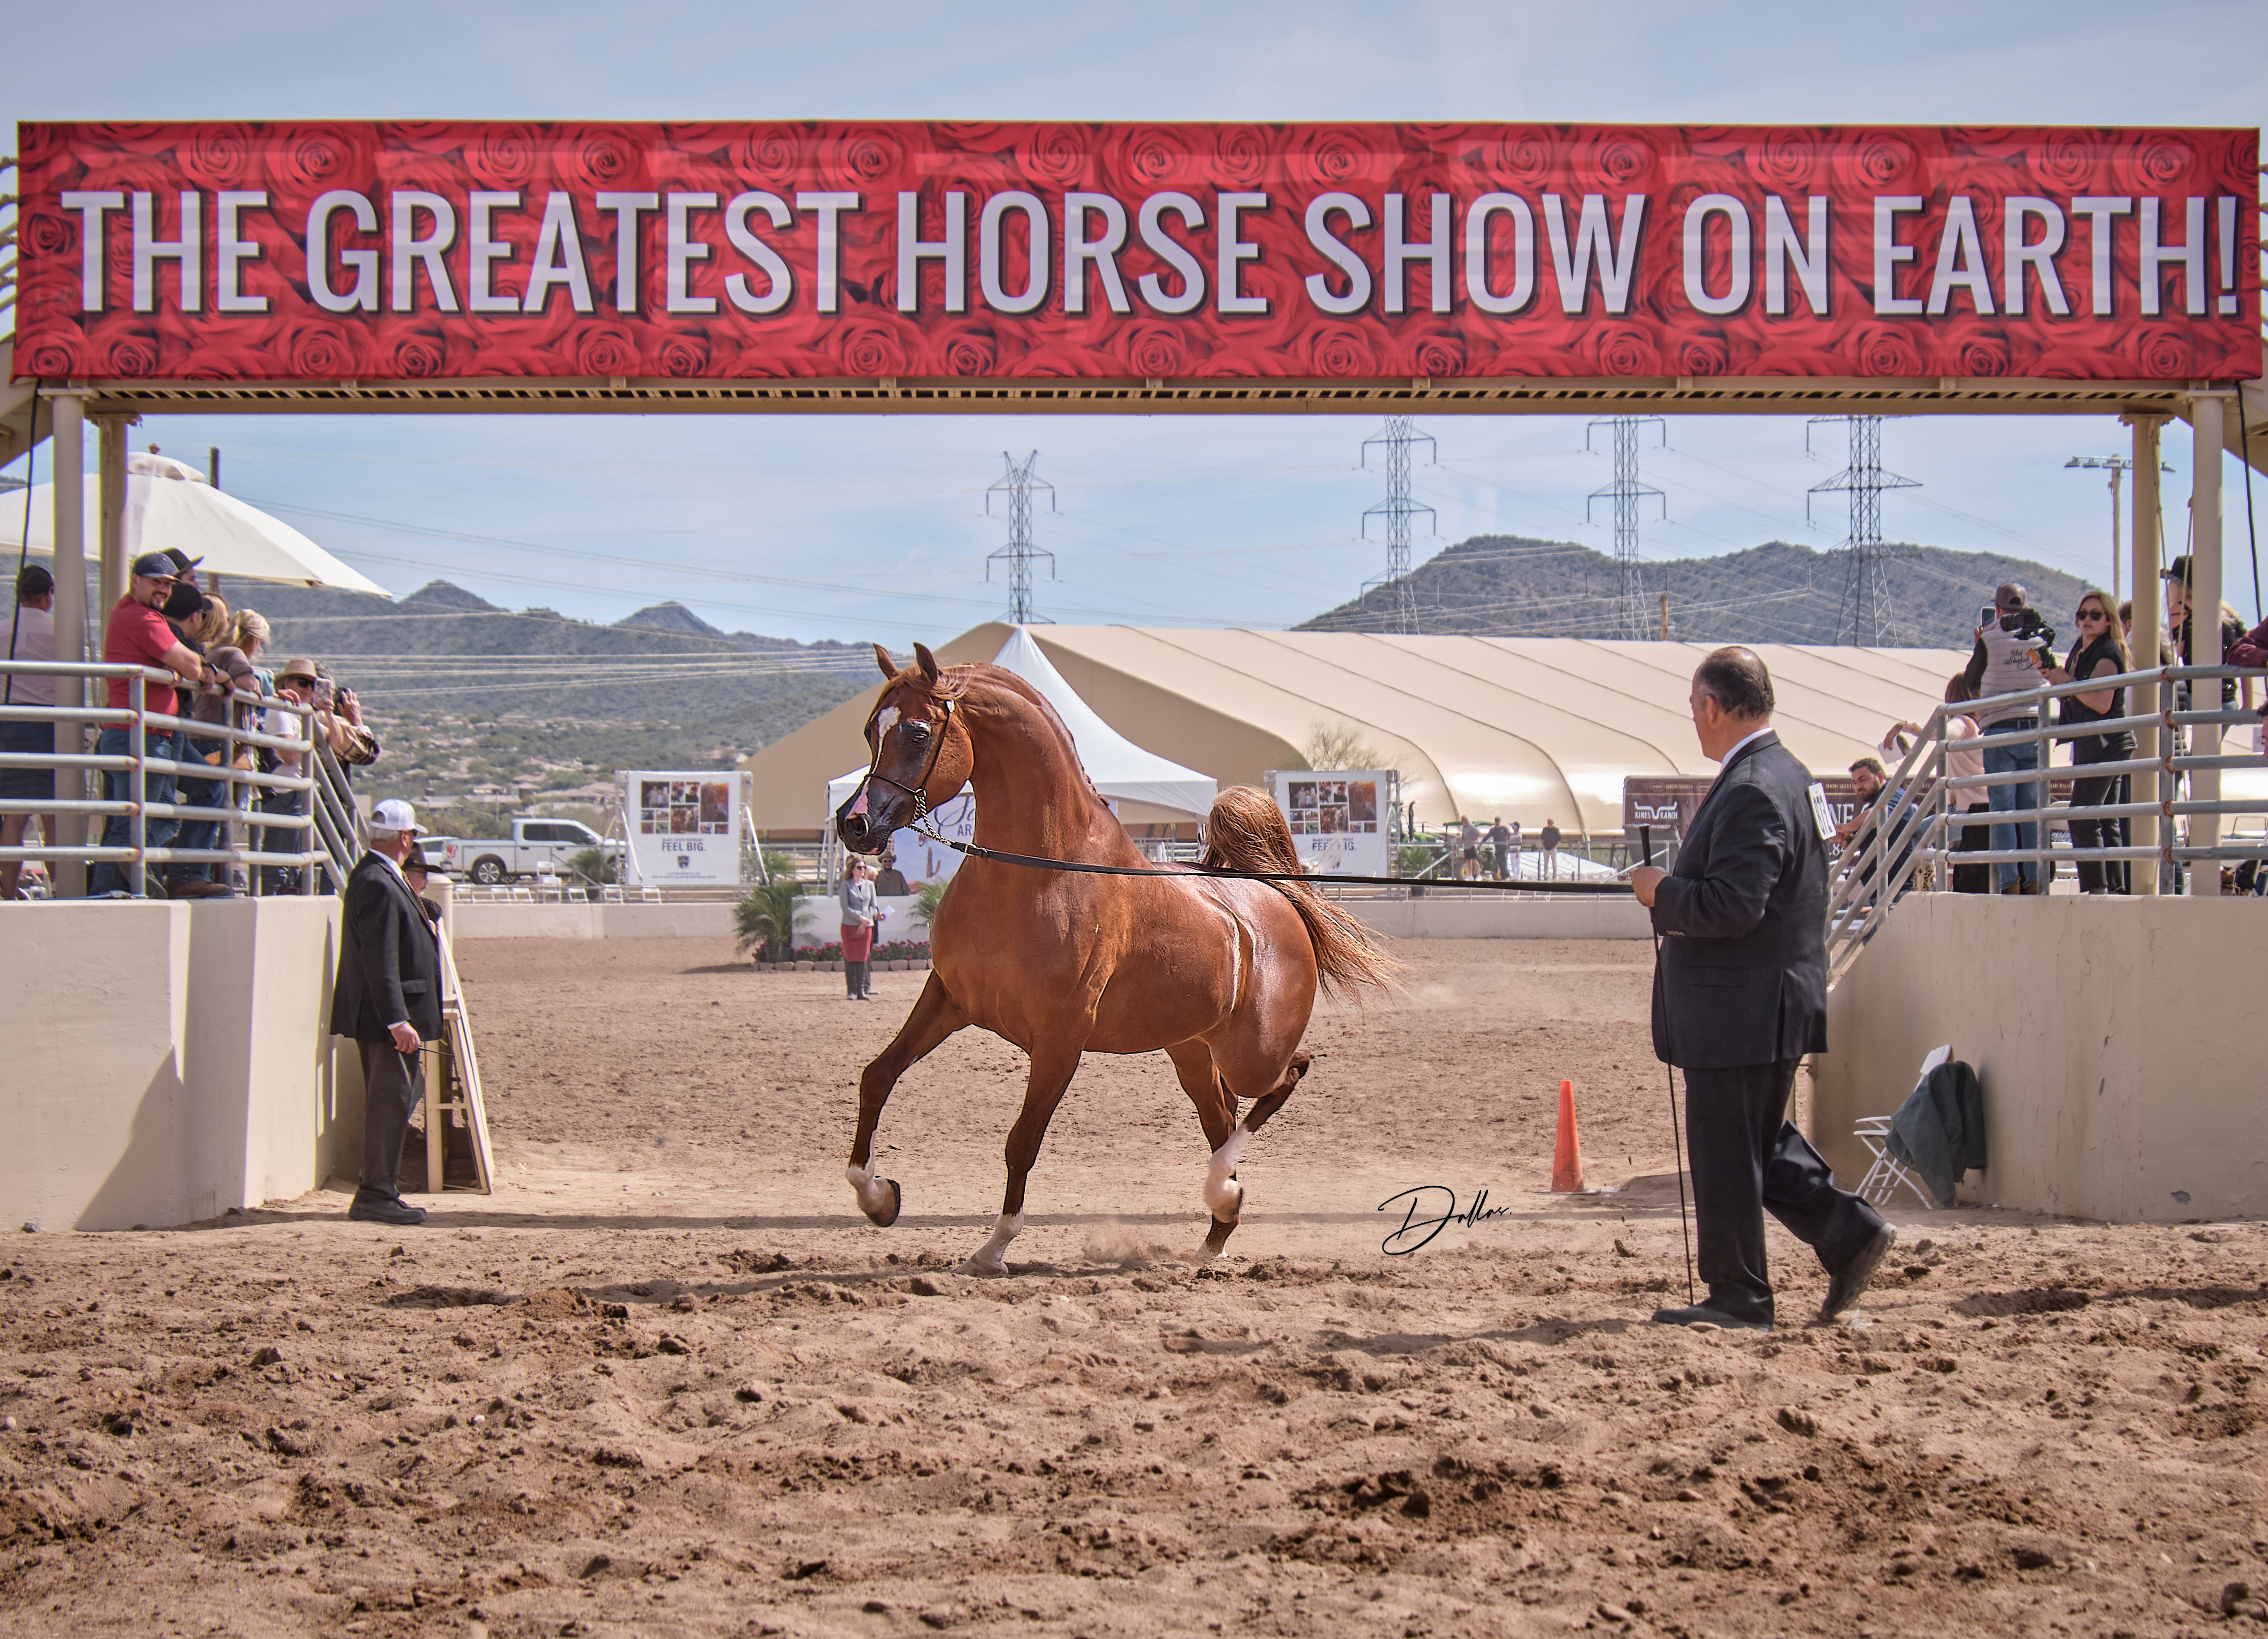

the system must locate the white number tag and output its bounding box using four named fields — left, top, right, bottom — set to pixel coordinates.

left=1806, top=781, right=1837, bottom=841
